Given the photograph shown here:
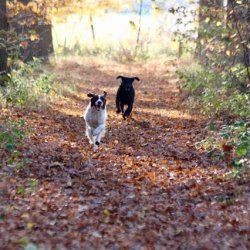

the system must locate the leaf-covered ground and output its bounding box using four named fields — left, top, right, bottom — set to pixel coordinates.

left=1, top=58, right=249, bottom=249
